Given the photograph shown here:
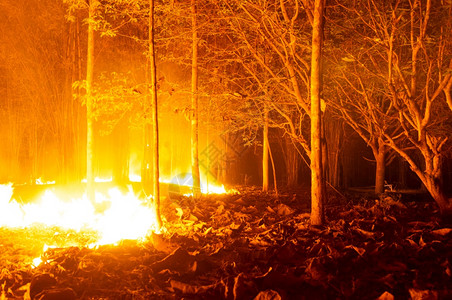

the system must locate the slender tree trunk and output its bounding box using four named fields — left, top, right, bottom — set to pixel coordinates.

left=142, top=61, right=152, bottom=195
left=310, top=0, right=326, bottom=226
left=75, top=14, right=83, bottom=182
left=445, top=77, right=452, bottom=111
left=268, top=141, right=278, bottom=196
left=398, top=159, right=407, bottom=189
left=374, top=140, right=386, bottom=194
left=330, top=122, right=344, bottom=188
left=262, top=107, right=269, bottom=192
left=149, top=0, right=163, bottom=230
left=283, top=137, right=300, bottom=187
left=86, top=0, right=98, bottom=203
left=321, top=111, right=328, bottom=183
left=191, top=0, right=201, bottom=198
